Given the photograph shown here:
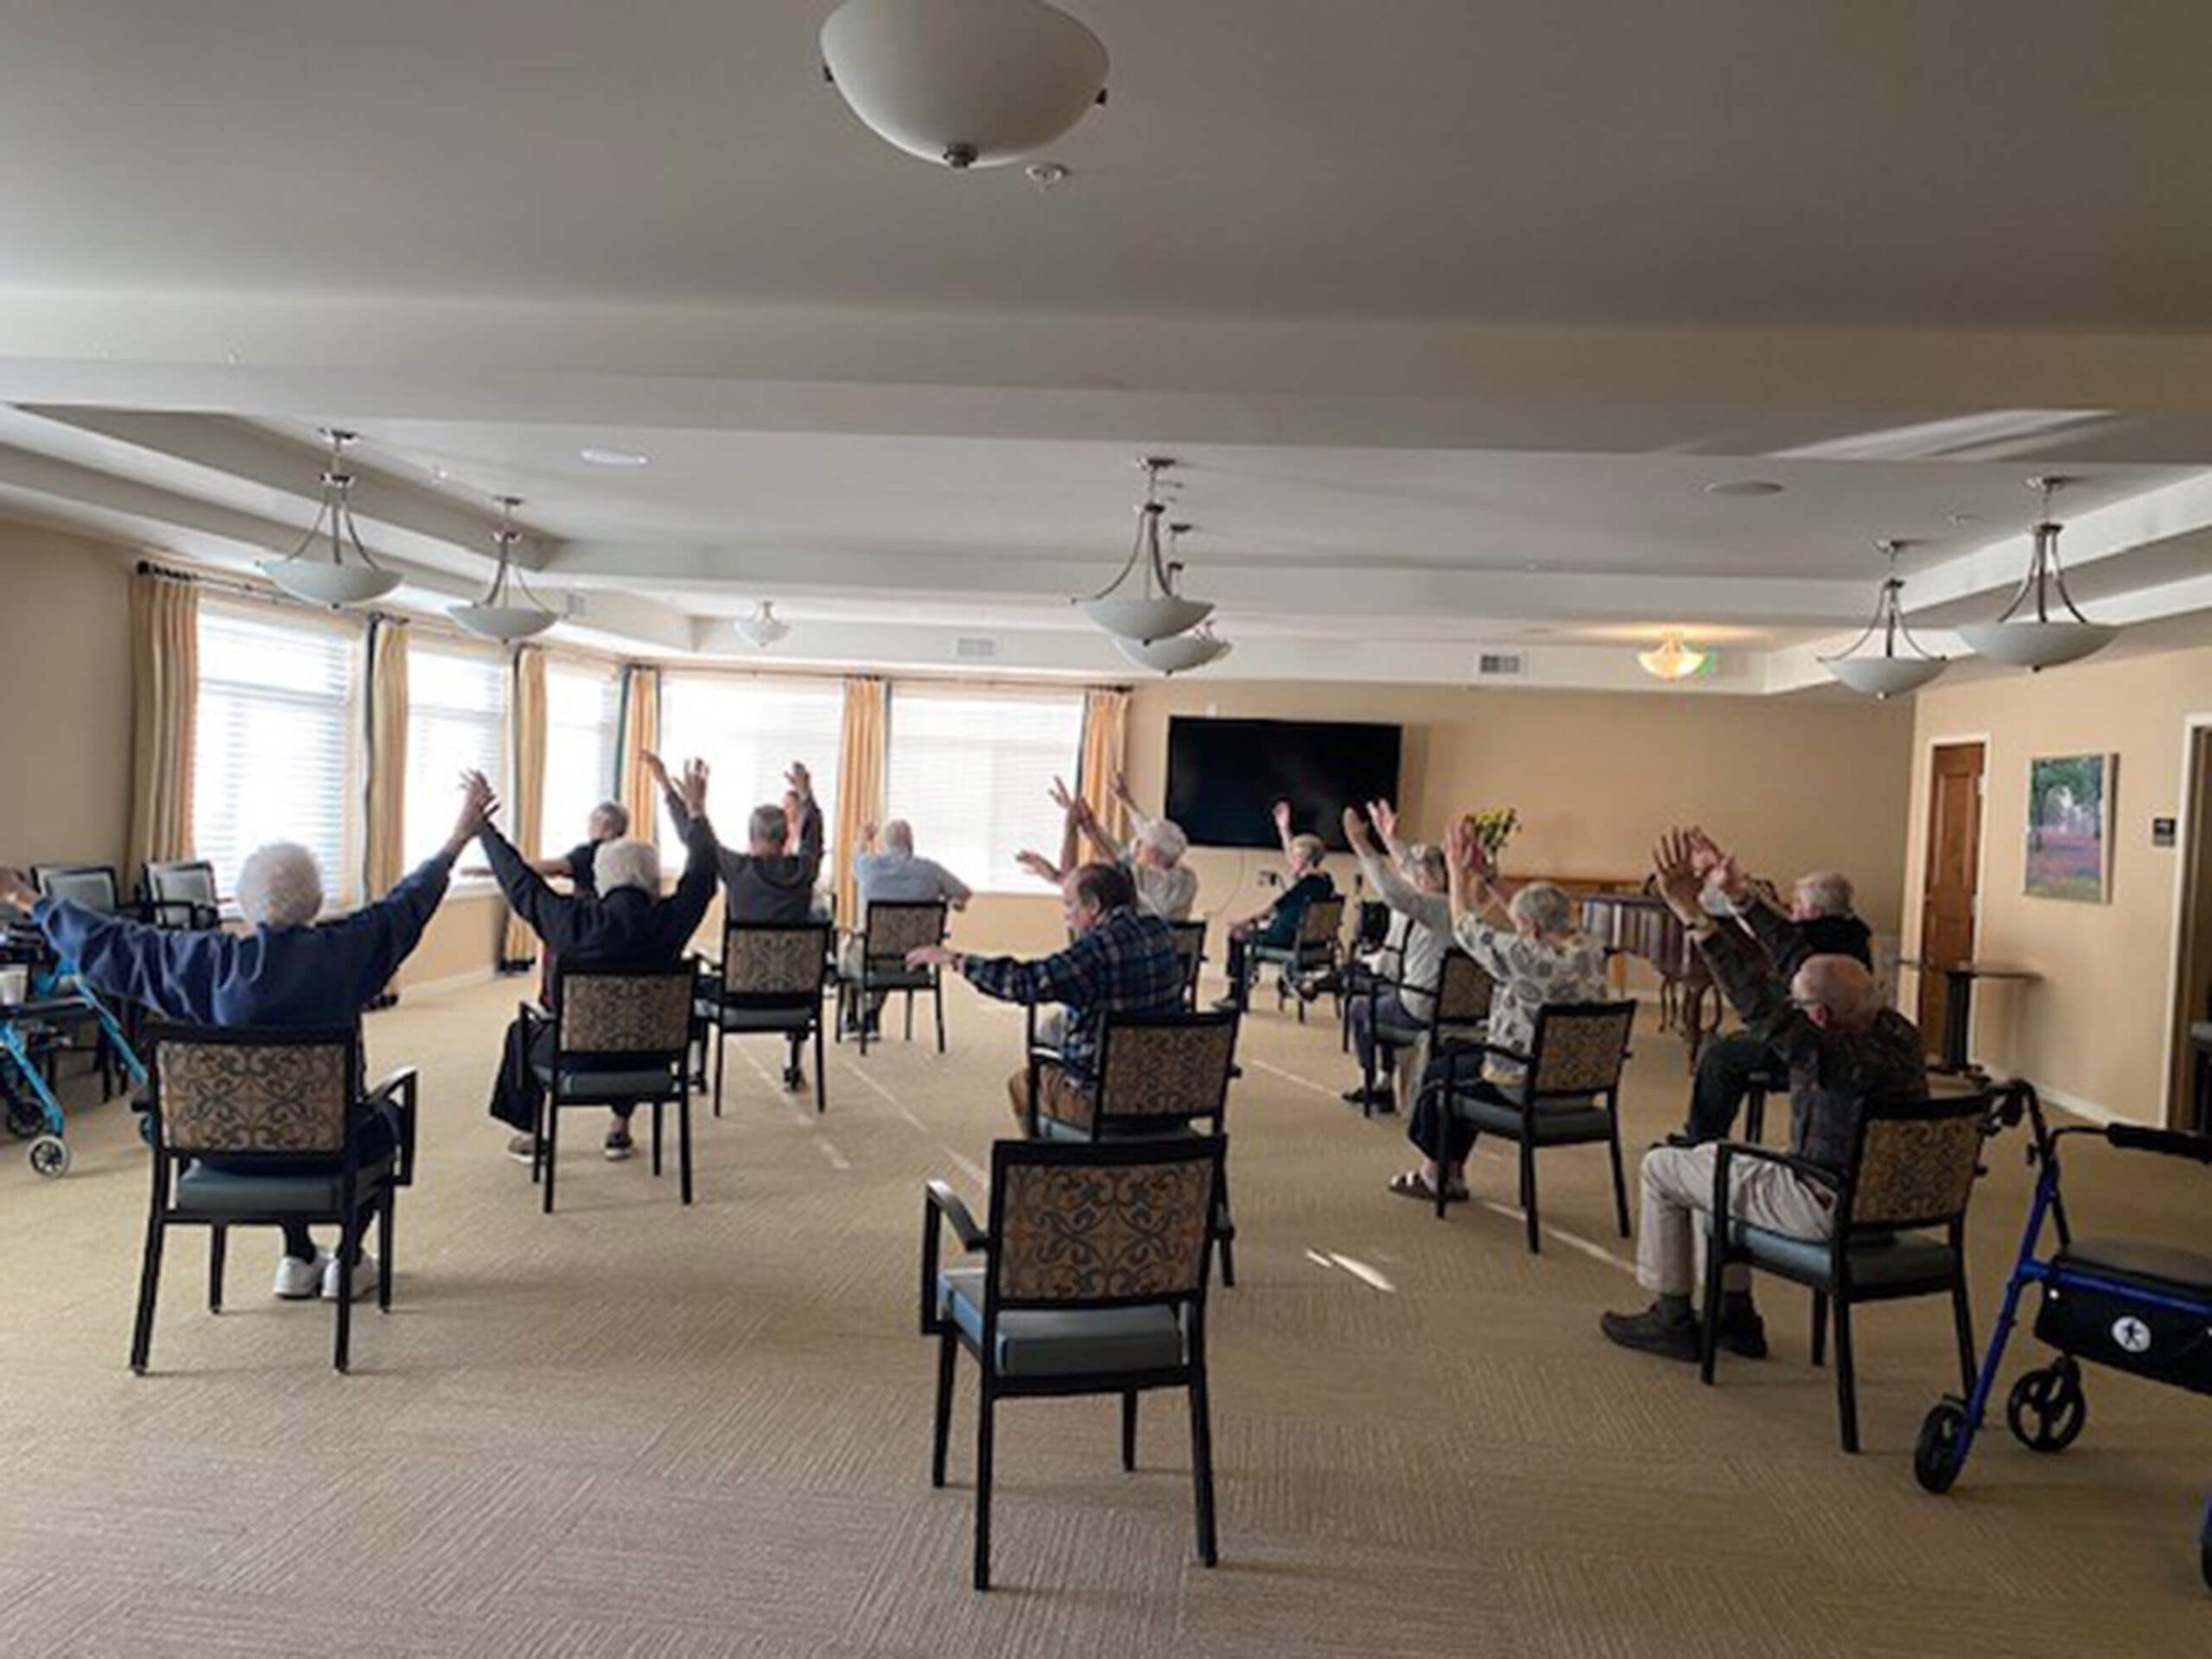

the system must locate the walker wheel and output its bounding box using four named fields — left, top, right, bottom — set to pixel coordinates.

left=137, top=1112, right=157, bottom=1147
left=2006, top=1357, right=2087, bottom=1452
left=1913, top=1401, right=1970, bottom=1494
left=27, top=1134, right=69, bottom=1178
